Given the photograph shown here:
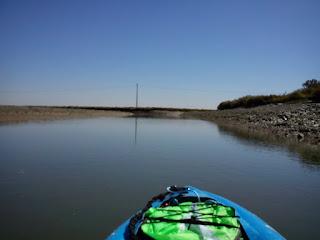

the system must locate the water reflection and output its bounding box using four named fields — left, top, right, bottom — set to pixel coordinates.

left=216, top=123, right=320, bottom=167
left=134, top=117, right=138, bottom=145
